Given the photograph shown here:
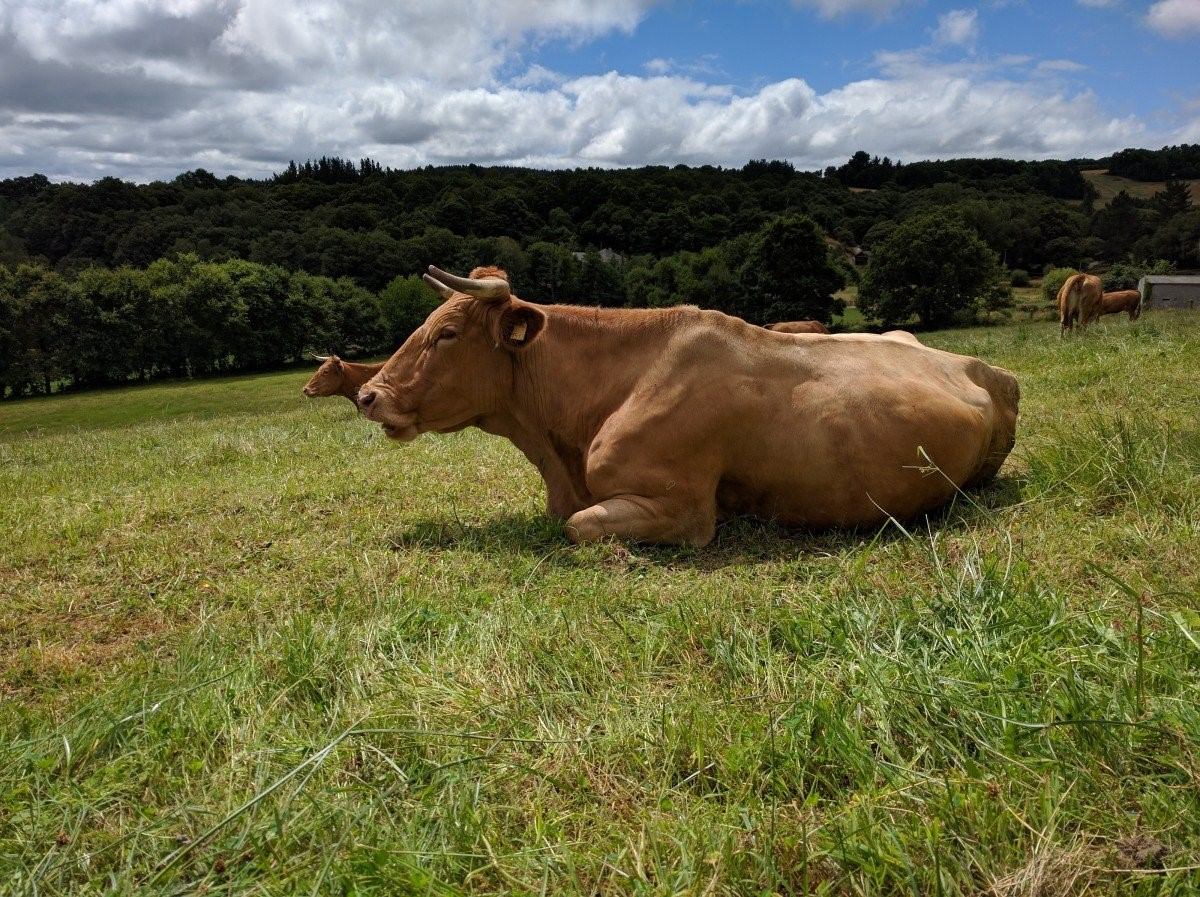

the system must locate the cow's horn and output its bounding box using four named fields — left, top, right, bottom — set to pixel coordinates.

left=427, top=265, right=510, bottom=301
left=422, top=273, right=456, bottom=300
left=311, top=353, right=330, bottom=361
